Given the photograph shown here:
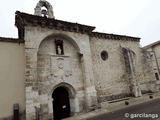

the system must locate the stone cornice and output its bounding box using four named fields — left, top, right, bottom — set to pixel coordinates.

left=90, top=32, right=140, bottom=42
left=0, top=37, right=24, bottom=43
left=15, top=11, right=140, bottom=42
left=15, top=11, right=95, bottom=36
